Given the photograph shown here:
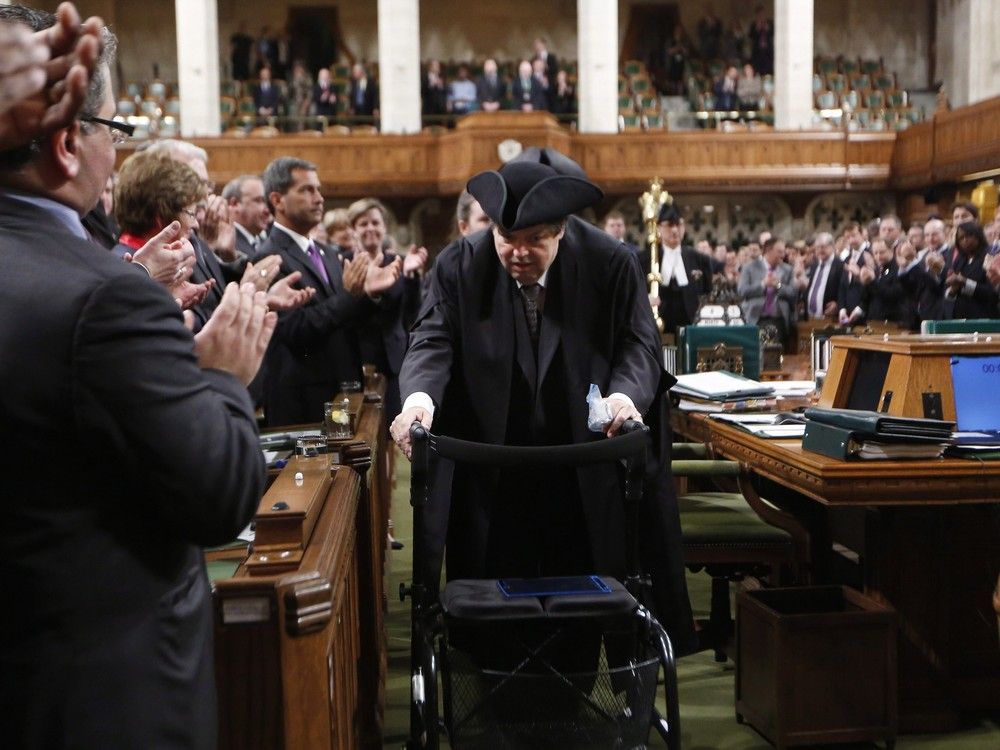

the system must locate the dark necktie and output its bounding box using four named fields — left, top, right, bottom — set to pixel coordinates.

left=762, top=266, right=777, bottom=317
left=306, top=241, right=330, bottom=286
left=521, top=283, right=542, bottom=342
left=808, top=261, right=826, bottom=317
